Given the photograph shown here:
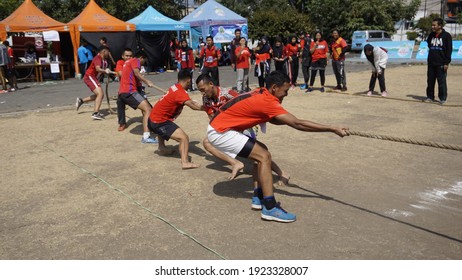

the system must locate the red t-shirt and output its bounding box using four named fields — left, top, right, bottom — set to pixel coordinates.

left=84, top=54, right=106, bottom=78
left=235, top=46, right=250, bottom=69
left=180, top=48, right=195, bottom=69
left=115, top=60, right=124, bottom=74
left=149, top=83, right=191, bottom=123
left=119, top=58, right=142, bottom=94
left=310, top=40, right=329, bottom=62
left=285, top=43, right=299, bottom=57
left=331, top=37, right=348, bottom=61
left=200, top=46, right=221, bottom=68
left=299, top=39, right=306, bottom=50
left=255, top=52, right=270, bottom=65
left=210, top=88, right=288, bottom=133
left=7, top=47, right=15, bottom=67
left=202, top=87, right=239, bottom=116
